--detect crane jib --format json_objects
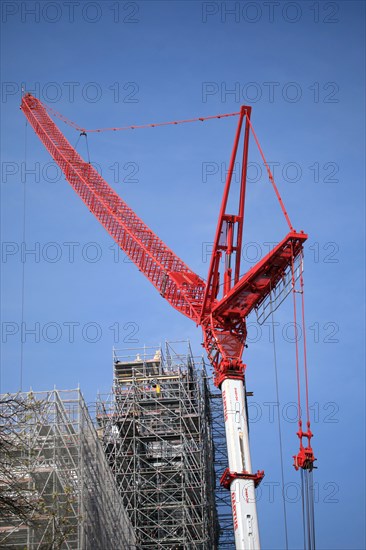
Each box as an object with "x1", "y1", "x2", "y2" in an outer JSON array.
[{"x1": 21, "y1": 93, "x2": 205, "y2": 323}]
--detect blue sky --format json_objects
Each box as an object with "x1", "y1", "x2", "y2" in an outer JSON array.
[{"x1": 1, "y1": 1, "x2": 365, "y2": 548}]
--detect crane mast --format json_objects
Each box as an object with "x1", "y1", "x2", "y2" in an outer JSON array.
[{"x1": 21, "y1": 93, "x2": 313, "y2": 549}]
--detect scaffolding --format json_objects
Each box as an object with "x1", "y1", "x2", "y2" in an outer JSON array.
[
  {"x1": 0, "y1": 389, "x2": 135, "y2": 549},
  {"x1": 96, "y1": 342, "x2": 219, "y2": 549},
  {"x1": 209, "y1": 391, "x2": 235, "y2": 548}
]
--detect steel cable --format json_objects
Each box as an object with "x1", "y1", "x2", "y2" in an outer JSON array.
[
  {"x1": 270, "y1": 287, "x2": 289, "y2": 550},
  {"x1": 301, "y1": 468, "x2": 316, "y2": 550},
  {"x1": 19, "y1": 120, "x2": 28, "y2": 391}
]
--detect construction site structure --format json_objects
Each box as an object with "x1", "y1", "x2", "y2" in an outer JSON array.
[
  {"x1": 0, "y1": 389, "x2": 135, "y2": 549},
  {"x1": 209, "y1": 391, "x2": 235, "y2": 548},
  {"x1": 96, "y1": 342, "x2": 220, "y2": 549}
]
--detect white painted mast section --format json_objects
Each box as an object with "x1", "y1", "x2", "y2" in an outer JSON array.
[{"x1": 222, "y1": 378, "x2": 261, "y2": 549}]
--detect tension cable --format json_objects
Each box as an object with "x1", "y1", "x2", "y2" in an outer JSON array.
[
  {"x1": 290, "y1": 249, "x2": 316, "y2": 550},
  {"x1": 269, "y1": 287, "x2": 289, "y2": 550},
  {"x1": 42, "y1": 102, "x2": 241, "y2": 133}
]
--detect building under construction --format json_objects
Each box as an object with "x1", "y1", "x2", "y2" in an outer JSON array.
[
  {"x1": 0, "y1": 389, "x2": 135, "y2": 549},
  {"x1": 0, "y1": 344, "x2": 234, "y2": 549},
  {"x1": 96, "y1": 342, "x2": 222, "y2": 549}
]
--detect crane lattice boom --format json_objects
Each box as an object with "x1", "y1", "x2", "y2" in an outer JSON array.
[{"x1": 21, "y1": 94, "x2": 206, "y2": 322}]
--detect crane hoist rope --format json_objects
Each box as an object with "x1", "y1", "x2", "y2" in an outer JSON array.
[
  {"x1": 269, "y1": 292, "x2": 289, "y2": 550},
  {"x1": 20, "y1": 93, "x2": 316, "y2": 550},
  {"x1": 291, "y1": 252, "x2": 316, "y2": 550},
  {"x1": 19, "y1": 119, "x2": 28, "y2": 392}
]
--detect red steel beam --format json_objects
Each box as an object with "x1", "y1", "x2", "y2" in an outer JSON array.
[{"x1": 212, "y1": 231, "x2": 307, "y2": 323}]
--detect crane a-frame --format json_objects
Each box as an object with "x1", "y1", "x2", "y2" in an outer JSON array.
[{"x1": 21, "y1": 93, "x2": 315, "y2": 550}]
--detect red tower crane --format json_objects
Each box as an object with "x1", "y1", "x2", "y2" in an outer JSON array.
[{"x1": 21, "y1": 93, "x2": 315, "y2": 549}]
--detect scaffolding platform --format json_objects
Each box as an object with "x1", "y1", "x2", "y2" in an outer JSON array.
[
  {"x1": 0, "y1": 389, "x2": 135, "y2": 549},
  {"x1": 96, "y1": 342, "x2": 220, "y2": 549}
]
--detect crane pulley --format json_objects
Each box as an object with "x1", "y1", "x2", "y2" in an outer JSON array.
[{"x1": 20, "y1": 93, "x2": 316, "y2": 550}]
